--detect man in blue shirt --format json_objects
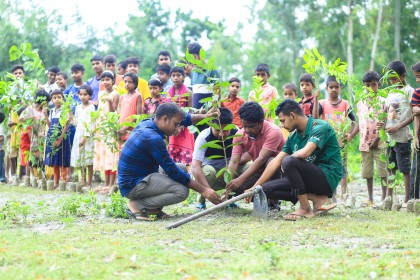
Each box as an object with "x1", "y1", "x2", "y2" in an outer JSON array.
[
  {"x1": 119, "y1": 103, "x2": 222, "y2": 220},
  {"x1": 86, "y1": 55, "x2": 103, "y2": 106}
]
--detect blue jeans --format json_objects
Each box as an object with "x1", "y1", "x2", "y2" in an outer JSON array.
[{"x1": 0, "y1": 150, "x2": 5, "y2": 181}]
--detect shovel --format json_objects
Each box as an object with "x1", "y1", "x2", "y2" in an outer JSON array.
[{"x1": 166, "y1": 185, "x2": 268, "y2": 229}]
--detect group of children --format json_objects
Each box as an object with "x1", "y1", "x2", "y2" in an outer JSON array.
[{"x1": 1, "y1": 44, "x2": 419, "y2": 207}]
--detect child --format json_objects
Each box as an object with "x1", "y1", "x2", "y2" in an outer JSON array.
[
  {"x1": 94, "y1": 71, "x2": 120, "y2": 194},
  {"x1": 0, "y1": 112, "x2": 5, "y2": 183},
  {"x1": 382, "y1": 61, "x2": 413, "y2": 203},
  {"x1": 409, "y1": 61, "x2": 420, "y2": 201},
  {"x1": 298, "y1": 73, "x2": 323, "y2": 117},
  {"x1": 248, "y1": 63, "x2": 278, "y2": 108},
  {"x1": 44, "y1": 89, "x2": 71, "y2": 189},
  {"x1": 151, "y1": 50, "x2": 172, "y2": 78},
  {"x1": 279, "y1": 82, "x2": 299, "y2": 139},
  {"x1": 86, "y1": 55, "x2": 104, "y2": 106},
  {"x1": 71, "y1": 85, "x2": 96, "y2": 189},
  {"x1": 7, "y1": 109, "x2": 20, "y2": 181},
  {"x1": 117, "y1": 57, "x2": 151, "y2": 101},
  {"x1": 17, "y1": 105, "x2": 29, "y2": 180},
  {"x1": 221, "y1": 77, "x2": 245, "y2": 128},
  {"x1": 42, "y1": 66, "x2": 60, "y2": 94},
  {"x1": 55, "y1": 72, "x2": 68, "y2": 91},
  {"x1": 117, "y1": 72, "x2": 143, "y2": 141},
  {"x1": 313, "y1": 76, "x2": 356, "y2": 200},
  {"x1": 166, "y1": 66, "x2": 194, "y2": 166},
  {"x1": 117, "y1": 61, "x2": 127, "y2": 76},
  {"x1": 282, "y1": 82, "x2": 298, "y2": 101},
  {"x1": 104, "y1": 54, "x2": 123, "y2": 85},
  {"x1": 348, "y1": 71, "x2": 388, "y2": 205},
  {"x1": 144, "y1": 78, "x2": 166, "y2": 116},
  {"x1": 156, "y1": 64, "x2": 173, "y2": 92},
  {"x1": 19, "y1": 90, "x2": 50, "y2": 178}
]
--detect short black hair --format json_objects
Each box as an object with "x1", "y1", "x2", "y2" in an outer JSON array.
[
  {"x1": 11, "y1": 64, "x2": 24, "y2": 73},
  {"x1": 187, "y1": 42, "x2": 202, "y2": 55},
  {"x1": 155, "y1": 102, "x2": 185, "y2": 120},
  {"x1": 275, "y1": 99, "x2": 304, "y2": 116},
  {"x1": 169, "y1": 66, "x2": 185, "y2": 77},
  {"x1": 362, "y1": 71, "x2": 381, "y2": 83},
  {"x1": 239, "y1": 102, "x2": 264, "y2": 123},
  {"x1": 299, "y1": 73, "x2": 315, "y2": 87},
  {"x1": 411, "y1": 62, "x2": 420, "y2": 73},
  {"x1": 126, "y1": 57, "x2": 140, "y2": 66},
  {"x1": 124, "y1": 72, "x2": 139, "y2": 88},
  {"x1": 158, "y1": 50, "x2": 171, "y2": 59},
  {"x1": 48, "y1": 66, "x2": 60, "y2": 74},
  {"x1": 104, "y1": 54, "x2": 117, "y2": 64},
  {"x1": 17, "y1": 106, "x2": 27, "y2": 116},
  {"x1": 255, "y1": 63, "x2": 270, "y2": 75},
  {"x1": 0, "y1": 112, "x2": 5, "y2": 124},
  {"x1": 71, "y1": 64, "x2": 85, "y2": 73},
  {"x1": 326, "y1": 76, "x2": 340, "y2": 87},
  {"x1": 156, "y1": 64, "x2": 171, "y2": 75},
  {"x1": 79, "y1": 84, "x2": 93, "y2": 97},
  {"x1": 229, "y1": 77, "x2": 241, "y2": 84},
  {"x1": 51, "y1": 89, "x2": 64, "y2": 99},
  {"x1": 282, "y1": 82, "x2": 297, "y2": 94},
  {"x1": 148, "y1": 78, "x2": 163, "y2": 87},
  {"x1": 35, "y1": 89, "x2": 51, "y2": 105},
  {"x1": 213, "y1": 107, "x2": 233, "y2": 125},
  {"x1": 56, "y1": 72, "x2": 68, "y2": 80},
  {"x1": 90, "y1": 55, "x2": 103, "y2": 62},
  {"x1": 118, "y1": 61, "x2": 127, "y2": 70},
  {"x1": 388, "y1": 60, "x2": 406, "y2": 76}
]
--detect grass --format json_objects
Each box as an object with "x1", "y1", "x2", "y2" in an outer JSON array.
[{"x1": 0, "y1": 185, "x2": 419, "y2": 279}]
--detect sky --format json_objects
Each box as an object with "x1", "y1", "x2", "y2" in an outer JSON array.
[{"x1": 33, "y1": 0, "x2": 262, "y2": 47}]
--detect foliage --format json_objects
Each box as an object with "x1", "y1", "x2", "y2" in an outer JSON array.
[
  {"x1": 58, "y1": 192, "x2": 102, "y2": 217},
  {"x1": 105, "y1": 193, "x2": 129, "y2": 219},
  {"x1": 0, "y1": 200, "x2": 30, "y2": 222}
]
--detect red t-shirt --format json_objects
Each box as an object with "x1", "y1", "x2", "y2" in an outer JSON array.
[
  {"x1": 232, "y1": 120, "x2": 285, "y2": 160},
  {"x1": 221, "y1": 96, "x2": 245, "y2": 128}
]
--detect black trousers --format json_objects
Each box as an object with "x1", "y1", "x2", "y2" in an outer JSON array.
[{"x1": 262, "y1": 155, "x2": 332, "y2": 204}]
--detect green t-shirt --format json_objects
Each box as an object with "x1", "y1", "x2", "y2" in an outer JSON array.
[{"x1": 282, "y1": 117, "x2": 343, "y2": 192}]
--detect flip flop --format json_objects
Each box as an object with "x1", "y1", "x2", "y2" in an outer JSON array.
[
  {"x1": 125, "y1": 208, "x2": 154, "y2": 221},
  {"x1": 315, "y1": 203, "x2": 337, "y2": 215}
]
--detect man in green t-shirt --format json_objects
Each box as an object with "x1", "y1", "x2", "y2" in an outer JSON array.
[{"x1": 245, "y1": 99, "x2": 342, "y2": 219}]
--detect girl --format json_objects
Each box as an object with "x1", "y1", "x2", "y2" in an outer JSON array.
[
  {"x1": 166, "y1": 66, "x2": 194, "y2": 166},
  {"x1": 44, "y1": 89, "x2": 71, "y2": 189},
  {"x1": 117, "y1": 72, "x2": 143, "y2": 141},
  {"x1": 94, "y1": 71, "x2": 120, "y2": 194},
  {"x1": 144, "y1": 78, "x2": 166, "y2": 116},
  {"x1": 71, "y1": 85, "x2": 96, "y2": 188},
  {"x1": 221, "y1": 77, "x2": 245, "y2": 128},
  {"x1": 19, "y1": 90, "x2": 50, "y2": 178}
]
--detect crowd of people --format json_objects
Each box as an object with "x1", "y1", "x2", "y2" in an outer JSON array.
[{"x1": 1, "y1": 41, "x2": 419, "y2": 221}]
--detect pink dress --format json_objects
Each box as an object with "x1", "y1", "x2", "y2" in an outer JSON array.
[
  {"x1": 94, "y1": 90, "x2": 119, "y2": 172},
  {"x1": 119, "y1": 92, "x2": 141, "y2": 141},
  {"x1": 166, "y1": 84, "x2": 194, "y2": 165}
]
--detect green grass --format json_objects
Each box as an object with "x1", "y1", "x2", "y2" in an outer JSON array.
[{"x1": 0, "y1": 185, "x2": 419, "y2": 279}]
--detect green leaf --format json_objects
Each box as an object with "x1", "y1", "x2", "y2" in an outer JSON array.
[
  {"x1": 9, "y1": 45, "x2": 22, "y2": 61},
  {"x1": 199, "y1": 48, "x2": 206, "y2": 60},
  {"x1": 201, "y1": 142, "x2": 223, "y2": 150},
  {"x1": 216, "y1": 167, "x2": 226, "y2": 178},
  {"x1": 218, "y1": 81, "x2": 230, "y2": 88},
  {"x1": 388, "y1": 175, "x2": 396, "y2": 181},
  {"x1": 389, "y1": 140, "x2": 396, "y2": 147},
  {"x1": 226, "y1": 142, "x2": 243, "y2": 148},
  {"x1": 199, "y1": 97, "x2": 214, "y2": 103},
  {"x1": 387, "y1": 162, "x2": 396, "y2": 169},
  {"x1": 224, "y1": 169, "x2": 232, "y2": 184},
  {"x1": 379, "y1": 153, "x2": 387, "y2": 163},
  {"x1": 225, "y1": 134, "x2": 243, "y2": 140},
  {"x1": 223, "y1": 124, "x2": 237, "y2": 131},
  {"x1": 207, "y1": 155, "x2": 225, "y2": 159},
  {"x1": 195, "y1": 117, "x2": 214, "y2": 126}
]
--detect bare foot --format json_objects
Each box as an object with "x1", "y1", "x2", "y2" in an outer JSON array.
[
  {"x1": 307, "y1": 193, "x2": 329, "y2": 211},
  {"x1": 284, "y1": 207, "x2": 314, "y2": 220}
]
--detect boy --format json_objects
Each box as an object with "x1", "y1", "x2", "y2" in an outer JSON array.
[
  {"x1": 64, "y1": 63, "x2": 85, "y2": 106},
  {"x1": 382, "y1": 61, "x2": 413, "y2": 204},
  {"x1": 156, "y1": 64, "x2": 172, "y2": 92},
  {"x1": 348, "y1": 71, "x2": 388, "y2": 205},
  {"x1": 282, "y1": 82, "x2": 298, "y2": 101},
  {"x1": 42, "y1": 66, "x2": 60, "y2": 94},
  {"x1": 151, "y1": 50, "x2": 173, "y2": 80},
  {"x1": 10, "y1": 65, "x2": 32, "y2": 101},
  {"x1": 104, "y1": 54, "x2": 124, "y2": 85},
  {"x1": 221, "y1": 77, "x2": 245, "y2": 128},
  {"x1": 86, "y1": 55, "x2": 104, "y2": 105},
  {"x1": 117, "y1": 57, "x2": 151, "y2": 100},
  {"x1": 298, "y1": 73, "x2": 323, "y2": 117},
  {"x1": 188, "y1": 42, "x2": 220, "y2": 109},
  {"x1": 248, "y1": 63, "x2": 278, "y2": 110},
  {"x1": 55, "y1": 72, "x2": 68, "y2": 91},
  {"x1": 409, "y1": 61, "x2": 420, "y2": 202}
]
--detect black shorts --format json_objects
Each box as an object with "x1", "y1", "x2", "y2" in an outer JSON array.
[{"x1": 387, "y1": 142, "x2": 411, "y2": 174}]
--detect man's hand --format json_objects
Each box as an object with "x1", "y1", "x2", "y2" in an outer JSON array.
[
  {"x1": 201, "y1": 188, "x2": 222, "y2": 205},
  {"x1": 376, "y1": 121, "x2": 385, "y2": 129},
  {"x1": 226, "y1": 177, "x2": 243, "y2": 193},
  {"x1": 244, "y1": 187, "x2": 256, "y2": 203},
  {"x1": 369, "y1": 138, "x2": 379, "y2": 150},
  {"x1": 386, "y1": 125, "x2": 400, "y2": 134},
  {"x1": 412, "y1": 106, "x2": 420, "y2": 116},
  {"x1": 415, "y1": 137, "x2": 420, "y2": 151},
  {"x1": 345, "y1": 133, "x2": 353, "y2": 143},
  {"x1": 53, "y1": 137, "x2": 63, "y2": 147},
  {"x1": 79, "y1": 137, "x2": 86, "y2": 147},
  {"x1": 314, "y1": 89, "x2": 320, "y2": 100},
  {"x1": 205, "y1": 106, "x2": 219, "y2": 119}
]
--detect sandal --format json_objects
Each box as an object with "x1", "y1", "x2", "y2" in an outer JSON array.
[
  {"x1": 156, "y1": 210, "x2": 171, "y2": 220},
  {"x1": 125, "y1": 208, "x2": 154, "y2": 221}
]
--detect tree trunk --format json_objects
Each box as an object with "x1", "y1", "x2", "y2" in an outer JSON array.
[
  {"x1": 347, "y1": 0, "x2": 354, "y2": 104},
  {"x1": 369, "y1": 0, "x2": 383, "y2": 70},
  {"x1": 394, "y1": 0, "x2": 401, "y2": 60}
]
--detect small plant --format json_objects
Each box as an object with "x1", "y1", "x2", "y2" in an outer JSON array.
[
  {"x1": 59, "y1": 195, "x2": 83, "y2": 217},
  {"x1": 105, "y1": 193, "x2": 128, "y2": 218},
  {"x1": 0, "y1": 201, "x2": 31, "y2": 222}
]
